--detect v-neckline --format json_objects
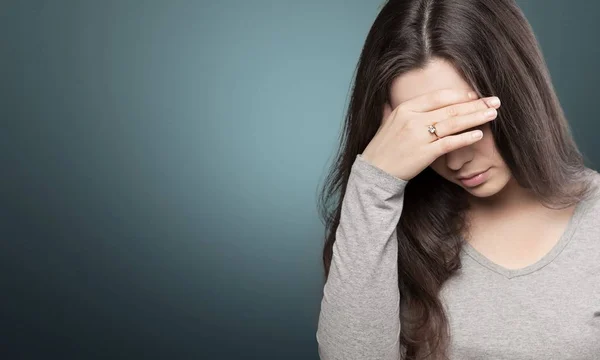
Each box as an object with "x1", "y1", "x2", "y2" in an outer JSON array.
[{"x1": 461, "y1": 196, "x2": 592, "y2": 279}]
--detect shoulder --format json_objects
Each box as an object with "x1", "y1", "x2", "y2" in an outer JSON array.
[
  {"x1": 578, "y1": 167, "x2": 600, "y2": 218},
  {"x1": 583, "y1": 167, "x2": 600, "y2": 203}
]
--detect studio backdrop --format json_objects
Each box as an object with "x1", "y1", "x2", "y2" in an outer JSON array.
[{"x1": 2, "y1": 1, "x2": 598, "y2": 359}]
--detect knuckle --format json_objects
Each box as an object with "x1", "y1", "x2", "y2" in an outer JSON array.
[
  {"x1": 467, "y1": 101, "x2": 480, "y2": 114},
  {"x1": 445, "y1": 105, "x2": 458, "y2": 117},
  {"x1": 464, "y1": 132, "x2": 477, "y2": 144}
]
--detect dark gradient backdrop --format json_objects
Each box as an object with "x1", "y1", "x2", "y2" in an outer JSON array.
[{"x1": 1, "y1": 1, "x2": 598, "y2": 359}]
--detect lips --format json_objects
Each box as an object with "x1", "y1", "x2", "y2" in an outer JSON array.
[
  {"x1": 458, "y1": 170, "x2": 487, "y2": 180},
  {"x1": 459, "y1": 168, "x2": 491, "y2": 187}
]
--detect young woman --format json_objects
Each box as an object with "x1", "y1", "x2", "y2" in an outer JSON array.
[{"x1": 315, "y1": 0, "x2": 600, "y2": 359}]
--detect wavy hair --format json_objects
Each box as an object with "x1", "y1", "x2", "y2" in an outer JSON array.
[{"x1": 317, "y1": 0, "x2": 596, "y2": 358}]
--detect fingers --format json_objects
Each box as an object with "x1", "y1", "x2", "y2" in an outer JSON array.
[
  {"x1": 432, "y1": 106, "x2": 498, "y2": 138},
  {"x1": 402, "y1": 88, "x2": 476, "y2": 113},
  {"x1": 431, "y1": 96, "x2": 501, "y2": 120},
  {"x1": 431, "y1": 130, "x2": 484, "y2": 158}
]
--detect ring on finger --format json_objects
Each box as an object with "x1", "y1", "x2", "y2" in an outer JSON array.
[{"x1": 427, "y1": 123, "x2": 439, "y2": 139}]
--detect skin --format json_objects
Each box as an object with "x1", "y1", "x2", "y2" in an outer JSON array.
[{"x1": 388, "y1": 57, "x2": 576, "y2": 270}]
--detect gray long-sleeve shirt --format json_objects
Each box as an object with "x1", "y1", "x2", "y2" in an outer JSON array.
[{"x1": 316, "y1": 153, "x2": 600, "y2": 360}]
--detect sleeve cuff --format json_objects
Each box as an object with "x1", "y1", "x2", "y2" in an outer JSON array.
[{"x1": 352, "y1": 154, "x2": 409, "y2": 194}]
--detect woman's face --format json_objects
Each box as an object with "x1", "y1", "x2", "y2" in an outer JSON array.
[{"x1": 388, "y1": 57, "x2": 512, "y2": 198}]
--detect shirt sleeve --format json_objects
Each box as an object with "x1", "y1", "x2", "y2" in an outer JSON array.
[{"x1": 316, "y1": 154, "x2": 409, "y2": 360}]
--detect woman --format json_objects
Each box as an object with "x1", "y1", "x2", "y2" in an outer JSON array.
[{"x1": 315, "y1": 0, "x2": 600, "y2": 359}]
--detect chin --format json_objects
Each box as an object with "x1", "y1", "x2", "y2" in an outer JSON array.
[
  {"x1": 463, "y1": 182, "x2": 502, "y2": 197},
  {"x1": 460, "y1": 171, "x2": 511, "y2": 198}
]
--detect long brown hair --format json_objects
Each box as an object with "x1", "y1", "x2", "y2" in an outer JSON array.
[{"x1": 317, "y1": 0, "x2": 596, "y2": 358}]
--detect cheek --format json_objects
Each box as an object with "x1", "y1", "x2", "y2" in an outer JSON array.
[
  {"x1": 475, "y1": 131, "x2": 499, "y2": 159},
  {"x1": 477, "y1": 124, "x2": 497, "y2": 151}
]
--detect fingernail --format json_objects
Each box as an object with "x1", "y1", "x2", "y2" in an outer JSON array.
[{"x1": 486, "y1": 97, "x2": 500, "y2": 106}]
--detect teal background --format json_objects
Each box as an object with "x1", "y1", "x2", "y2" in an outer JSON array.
[{"x1": 1, "y1": 1, "x2": 598, "y2": 359}]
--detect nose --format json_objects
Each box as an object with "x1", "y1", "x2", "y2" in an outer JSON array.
[{"x1": 445, "y1": 144, "x2": 474, "y2": 172}]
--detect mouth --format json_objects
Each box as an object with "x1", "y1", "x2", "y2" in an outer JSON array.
[{"x1": 458, "y1": 168, "x2": 491, "y2": 187}]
